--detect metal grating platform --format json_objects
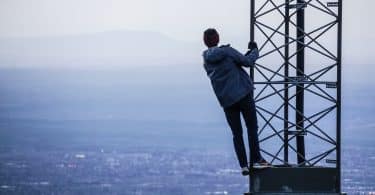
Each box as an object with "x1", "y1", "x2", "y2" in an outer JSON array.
[{"x1": 248, "y1": 167, "x2": 338, "y2": 193}]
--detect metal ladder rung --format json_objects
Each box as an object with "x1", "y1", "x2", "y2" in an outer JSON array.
[
  {"x1": 287, "y1": 130, "x2": 307, "y2": 136},
  {"x1": 326, "y1": 159, "x2": 337, "y2": 164},
  {"x1": 288, "y1": 76, "x2": 308, "y2": 82},
  {"x1": 326, "y1": 82, "x2": 337, "y2": 88},
  {"x1": 288, "y1": 3, "x2": 307, "y2": 10},
  {"x1": 327, "y1": 2, "x2": 339, "y2": 7}
]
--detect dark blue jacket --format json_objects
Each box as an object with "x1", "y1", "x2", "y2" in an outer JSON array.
[{"x1": 202, "y1": 44, "x2": 259, "y2": 108}]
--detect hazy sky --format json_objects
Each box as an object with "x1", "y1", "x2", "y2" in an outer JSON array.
[
  {"x1": 0, "y1": 0, "x2": 374, "y2": 65},
  {"x1": 0, "y1": 0, "x2": 251, "y2": 41},
  {"x1": 1, "y1": 0, "x2": 372, "y2": 41}
]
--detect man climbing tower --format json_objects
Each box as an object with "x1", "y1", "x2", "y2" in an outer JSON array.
[{"x1": 202, "y1": 28, "x2": 271, "y2": 176}]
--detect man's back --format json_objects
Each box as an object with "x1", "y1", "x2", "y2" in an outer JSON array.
[{"x1": 202, "y1": 45, "x2": 258, "y2": 108}]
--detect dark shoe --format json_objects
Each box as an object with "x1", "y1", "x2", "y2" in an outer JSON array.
[
  {"x1": 241, "y1": 167, "x2": 250, "y2": 176},
  {"x1": 253, "y1": 159, "x2": 272, "y2": 169}
]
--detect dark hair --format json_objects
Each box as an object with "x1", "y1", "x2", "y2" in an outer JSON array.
[{"x1": 203, "y1": 28, "x2": 219, "y2": 48}]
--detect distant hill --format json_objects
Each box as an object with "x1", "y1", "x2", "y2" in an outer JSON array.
[{"x1": 0, "y1": 30, "x2": 202, "y2": 67}]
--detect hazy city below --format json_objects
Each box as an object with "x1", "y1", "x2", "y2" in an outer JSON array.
[{"x1": 0, "y1": 66, "x2": 374, "y2": 194}]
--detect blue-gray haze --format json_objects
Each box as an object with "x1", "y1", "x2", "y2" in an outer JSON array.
[
  {"x1": 0, "y1": 63, "x2": 374, "y2": 194},
  {"x1": 0, "y1": 0, "x2": 374, "y2": 194}
]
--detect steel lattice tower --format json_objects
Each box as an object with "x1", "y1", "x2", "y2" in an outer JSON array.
[{"x1": 246, "y1": 0, "x2": 342, "y2": 194}]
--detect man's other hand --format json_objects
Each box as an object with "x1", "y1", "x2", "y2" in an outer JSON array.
[{"x1": 248, "y1": 41, "x2": 258, "y2": 50}]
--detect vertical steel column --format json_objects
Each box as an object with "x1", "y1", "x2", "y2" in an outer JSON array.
[
  {"x1": 283, "y1": 0, "x2": 290, "y2": 164},
  {"x1": 336, "y1": 0, "x2": 343, "y2": 192},
  {"x1": 250, "y1": 0, "x2": 255, "y2": 81},
  {"x1": 249, "y1": 0, "x2": 255, "y2": 193},
  {"x1": 296, "y1": 0, "x2": 306, "y2": 164}
]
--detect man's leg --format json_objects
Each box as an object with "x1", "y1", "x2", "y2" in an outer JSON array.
[
  {"x1": 239, "y1": 92, "x2": 262, "y2": 164},
  {"x1": 224, "y1": 103, "x2": 248, "y2": 168}
]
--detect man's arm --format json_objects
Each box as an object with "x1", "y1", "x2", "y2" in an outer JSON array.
[
  {"x1": 243, "y1": 48, "x2": 259, "y2": 67},
  {"x1": 228, "y1": 44, "x2": 259, "y2": 68}
]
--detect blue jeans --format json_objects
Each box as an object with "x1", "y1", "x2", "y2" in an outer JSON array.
[{"x1": 223, "y1": 91, "x2": 262, "y2": 168}]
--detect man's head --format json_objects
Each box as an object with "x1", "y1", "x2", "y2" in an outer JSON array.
[{"x1": 203, "y1": 28, "x2": 219, "y2": 48}]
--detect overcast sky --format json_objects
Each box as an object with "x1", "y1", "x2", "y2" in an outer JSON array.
[
  {"x1": 0, "y1": 0, "x2": 374, "y2": 65},
  {"x1": 0, "y1": 0, "x2": 251, "y2": 41},
  {"x1": 0, "y1": 0, "x2": 372, "y2": 39}
]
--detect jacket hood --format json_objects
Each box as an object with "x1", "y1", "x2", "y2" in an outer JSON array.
[{"x1": 203, "y1": 46, "x2": 227, "y2": 64}]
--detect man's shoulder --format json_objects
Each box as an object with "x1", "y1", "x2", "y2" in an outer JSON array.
[
  {"x1": 219, "y1": 44, "x2": 242, "y2": 57},
  {"x1": 219, "y1": 44, "x2": 231, "y2": 48},
  {"x1": 219, "y1": 44, "x2": 237, "y2": 55}
]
